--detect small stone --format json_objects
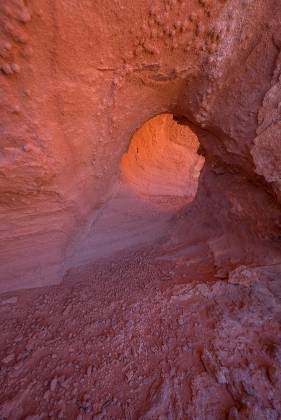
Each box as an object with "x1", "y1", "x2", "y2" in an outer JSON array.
[
  {"x1": 63, "y1": 304, "x2": 72, "y2": 316},
  {"x1": 23, "y1": 143, "x2": 33, "y2": 152},
  {"x1": 1, "y1": 64, "x2": 13, "y2": 75},
  {"x1": 2, "y1": 353, "x2": 15, "y2": 364},
  {"x1": 178, "y1": 317, "x2": 185, "y2": 326},
  {"x1": 50, "y1": 377, "x2": 58, "y2": 392},
  {"x1": 228, "y1": 407, "x2": 240, "y2": 420},
  {"x1": 19, "y1": 9, "x2": 32, "y2": 23},
  {"x1": 24, "y1": 89, "x2": 31, "y2": 97},
  {"x1": 87, "y1": 366, "x2": 92, "y2": 377},
  {"x1": 12, "y1": 105, "x2": 21, "y2": 114},
  {"x1": 1, "y1": 296, "x2": 18, "y2": 305},
  {"x1": 216, "y1": 368, "x2": 228, "y2": 384},
  {"x1": 11, "y1": 63, "x2": 20, "y2": 73},
  {"x1": 22, "y1": 45, "x2": 33, "y2": 58},
  {"x1": 170, "y1": 367, "x2": 176, "y2": 376}
]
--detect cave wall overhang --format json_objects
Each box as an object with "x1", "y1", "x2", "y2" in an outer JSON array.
[{"x1": 0, "y1": 0, "x2": 281, "y2": 291}]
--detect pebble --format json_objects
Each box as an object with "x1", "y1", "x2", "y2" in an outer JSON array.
[
  {"x1": 178, "y1": 317, "x2": 185, "y2": 326},
  {"x1": 11, "y1": 63, "x2": 20, "y2": 73},
  {"x1": 1, "y1": 296, "x2": 18, "y2": 305},
  {"x1": 3, "y1": 42, "x2": 12, "y2": 51},
  {"x1": 63, "y1": 304, "x2": 72, "y2": 316},
  {"x1": 2, "y1": 353, "x2": 15, "y2": 364},
  {"x1": 43, "y1": 390, "x2": 50, "y2": 400},
  {"x1": 12, "y1": 105, "x2": 21, "y2": 114},
  {"x1": 87, "y1": 366, "x2": 92, "y2": 377},
  {"x1": 1, "y1": 63, "x2": 13, "y2": 75},
  {"x1": 19, "y1": 9, "x2": 32, "y2": 24},
  {"x1": 50, "y1": 377, "x2": 58, "y2": 392}
]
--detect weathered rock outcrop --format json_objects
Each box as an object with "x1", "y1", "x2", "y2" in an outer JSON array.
[
  {"x1": 0, "y1": 1, "x2": 281, "y2": 418},
  {"x1": 0, "y1": 0, "x2": 280, "y2": 292}
]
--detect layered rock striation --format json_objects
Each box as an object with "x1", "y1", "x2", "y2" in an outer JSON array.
[{"x1": 0, "y1": 0, "x2": 280, "y2": 291}]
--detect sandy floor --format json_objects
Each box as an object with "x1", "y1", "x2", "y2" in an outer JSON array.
[
  {"x1": 65, "y1": 180, "x2": 194, "y2": 269},
  {"x1": 0, "y1": 244, "x2": 280, "y2": 419}
]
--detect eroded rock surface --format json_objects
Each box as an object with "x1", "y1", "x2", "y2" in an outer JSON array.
[
  {"x1": 0, "y1": 0, "x2": 281, "y2": 418},
  {"x1": 0, "y1": 251, "x2": 280, "y2": 418},
  {"x1": 0, "y1": 0, "x2": 280, "y2": 290}
]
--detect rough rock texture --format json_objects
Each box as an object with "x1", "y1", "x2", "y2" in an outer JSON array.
[
  {"x1": 121, "y1": 113, "x2": 204, "y2": 199},
  {"x1": 0, "y1": 0, "x2": 281, "y2": 417},
  {"x1": 64, "y1": 113, "x2": 205, "y2": 268},
  {"x1": 0, "y1": 0, "x2": 280, "y2": 290},
  {"x1": 0, "y1": 250, "x2": 280, "y2": 419}
]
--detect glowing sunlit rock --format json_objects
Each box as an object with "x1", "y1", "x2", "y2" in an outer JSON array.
[{"x1": 121, "y1": 114, "x2": 205, "y2": 201}]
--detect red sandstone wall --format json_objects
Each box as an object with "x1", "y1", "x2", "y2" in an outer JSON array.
[{"x1": 0, "y1": 0, "x2": 281, "y2": 291}]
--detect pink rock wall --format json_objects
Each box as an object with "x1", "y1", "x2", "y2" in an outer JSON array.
[{"x1": 0, "y1": 0, "x2": 280, "y2": 291}]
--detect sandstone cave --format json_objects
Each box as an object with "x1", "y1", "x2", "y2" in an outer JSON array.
[{"x1": 0, "y1": 0, "x2": 281, "y2": 418}]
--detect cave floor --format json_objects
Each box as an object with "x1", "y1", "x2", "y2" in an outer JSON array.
[
  {"x1": 66, "y1": 181, "x2": 193, "y2": 267},
  {"x1": 0, "y1": 245, "x2": 280, "y2": 419}
]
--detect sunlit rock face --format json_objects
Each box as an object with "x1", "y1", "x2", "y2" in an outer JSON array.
[{"x1": 121, "y1": 114, "x2": 205, "y2": 204}]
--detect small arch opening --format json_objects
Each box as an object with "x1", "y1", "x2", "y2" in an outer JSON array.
[
  {"x1": 67, "y1": 114, "x2": 206, "y2": 263},
  {"x1": 120, "y1": 113, "x2": 205, "y2": 210}
]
